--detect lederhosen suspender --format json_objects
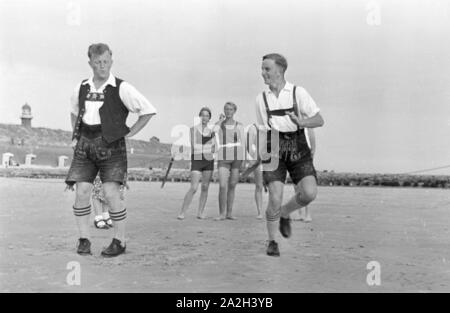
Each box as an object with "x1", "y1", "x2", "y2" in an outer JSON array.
[
  {"x1": 262, "y1": 86, "x2": 309, "y2": 161},
  {"x1": 262, "y1": 86, "x2": 298, "y2": 127}
]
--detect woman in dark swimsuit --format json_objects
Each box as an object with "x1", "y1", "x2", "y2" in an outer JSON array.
[{"x1": 178, "y1": 107, "x2": 215, "y2": 220}]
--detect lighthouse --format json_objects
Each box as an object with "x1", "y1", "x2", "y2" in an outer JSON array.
[{"x1": 21, "y1": 103, "x2": 33, "y2": 128}]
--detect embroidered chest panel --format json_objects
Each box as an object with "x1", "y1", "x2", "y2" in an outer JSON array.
[{"x1": 85, "y1": 92, "x2": 105, "y2": 102}]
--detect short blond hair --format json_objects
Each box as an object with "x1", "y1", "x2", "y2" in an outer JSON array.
[{"x1": 263, "y1": 53, "x2": 288, "y2": 73}]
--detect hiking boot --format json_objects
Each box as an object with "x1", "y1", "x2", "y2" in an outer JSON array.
[
  {"x1": 77, "y1": 238, "x2": 92, "y2": 255},
  {"x1": 266, "y1": 240, "x2": 280, "y2": 257},
  {"x1": 101, "y1": 238, "x2": 126, "y2": 257},
  {"x1": 279, "y1": 216, "x2": 292, "y2": 238}
]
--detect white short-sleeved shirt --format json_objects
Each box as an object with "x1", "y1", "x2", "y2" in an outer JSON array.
[
  {"x1": 255, "y1": 82, "x2": 320, "y2": 133},
  {"x1": 70, "y1": 73, "x2": 157, "y2": 125}
]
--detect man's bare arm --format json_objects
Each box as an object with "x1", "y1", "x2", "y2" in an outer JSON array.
[
  {"x1": 287, "y1": 112, "x2": 324, "y2": 129},
  {"x1": 71, "y1": 113, "x2": 77, "y2": 131},
  {"x1": 70, "y1": 113, "x2": 78, "y2": 148},
  {"x1": 126, "y1": 113, "x2": 154, "y2": 138},
  {"x1": 308, "y1": 128, "x2": 316, "y2": 158}
]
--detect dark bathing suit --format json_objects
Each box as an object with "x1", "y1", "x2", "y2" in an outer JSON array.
[{"x1": 191, "y1": 127, "x2": 215, "y2": 172}]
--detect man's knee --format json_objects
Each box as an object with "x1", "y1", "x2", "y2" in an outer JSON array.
[
  {"x1": 103, "y1": 183, "x2": 121, "y2": 203},
  {"x1": 268, "y1": 192, "x2": 283, "y2": 207},
  {"x1": 75, "y1": 183, "x2": 92, "y2": 203},
  {"x1": 73, "y1": 183, "x2": 92, "y2": 216},
  {"x1": 295, "y1": 186, "x2": 317, "y2": 205},
  {"x1": 228, "y1": 181, "x2": 238, "y2": 189},
  {"x1": 255, "y1": 184, "x2": 263, "y2": 193},
  {"x1": 266, "y1": 191, "x2": 282, "y2": 221},
  {"x1": 265, "y1": 206, "x2": 281, "y2": 222}
]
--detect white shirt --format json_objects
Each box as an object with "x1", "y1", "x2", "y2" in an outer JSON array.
[
  {"x1": 255, "y1": 82, "x2": 320, "y2": 133},
  {"x1": 70, "y1": 73, "x2": 157, "y2": 125}
]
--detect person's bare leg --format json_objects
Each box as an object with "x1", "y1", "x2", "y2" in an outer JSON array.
[
  {"x1": 92, "y1": 198, "x2": 107, "y2": 228},
  {"x1": 303, "y1": 206, "x2": 312, "y2": 222},
  {"x1": 197, "y1": 170, "x2": 212, "y2": 219},
  {"x1": 254, "y1": 168, "x2": 263, "y2": 219},
  {"x1": 291, "y1": 209, "x2": 303, "y2": 221},
  {"x1": 102, "y1": 202, "x2": 112, "y2": 227},
  {"x1": 74, "y1": 182, "x2": 93, "y2": 239},
  {"x1": 103, "y1": 182, "x2": 126, "y2": 243},
  {"x1": 266, "y1": 181, "x2": 284, "y2": 241},
  {"x1": 290, "y1": 184, "x2": 304, "y2": 221},
  {"x1": 92, "y1": 197, "x2": 102, "y2": 216},
  {"x1": 178, "y1": 171, "x2": 201, "y2": 219},
  {"x1": 226, "y1": 167, "x2": 240, "y2": 219},
  {"x1": 281, "y1": 176, "x2": 317, "y2": 219},
  {"x1": 216, "y1": 165, "x2": 230, "y2": 220}
]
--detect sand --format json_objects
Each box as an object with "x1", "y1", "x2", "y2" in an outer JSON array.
[{"x1": 1, "y1": 177, "x2": 450, "y2": 292}]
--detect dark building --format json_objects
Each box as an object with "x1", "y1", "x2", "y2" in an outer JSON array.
[{"x1": 21, "y1": 103, "x2": 33, "y2": 128}]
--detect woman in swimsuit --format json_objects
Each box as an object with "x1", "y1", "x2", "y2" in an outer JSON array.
[
  {"x1": 178, "y1": 107, "x2": 215, "y2": 220},
  {"x1": 214, "y1": 102, "x2": 245, "y2": 221}
]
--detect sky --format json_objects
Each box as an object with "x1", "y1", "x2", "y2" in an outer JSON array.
[{"x1": 1, "y1": 0, "x2": 449, "y2": 174}]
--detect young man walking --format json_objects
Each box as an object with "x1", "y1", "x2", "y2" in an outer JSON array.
[{"x1": 255, "y1": 53, "x2": 324, "y2": 256}]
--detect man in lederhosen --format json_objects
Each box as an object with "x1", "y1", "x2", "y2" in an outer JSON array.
[
  {"x1": 65, "y1": 43, "x2": 157, "y2": 257},
  {"x1": 255, "y1": 53, "x2": 324, "y2": 256}
]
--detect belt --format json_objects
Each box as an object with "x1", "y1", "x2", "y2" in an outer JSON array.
[{"x1": 80, "y1": 123, "x2": 102, "y2": 139}]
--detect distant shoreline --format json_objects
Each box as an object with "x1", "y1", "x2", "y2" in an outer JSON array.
[{"x1": 1, "y1": 166, "x2": 449, "y2": 189}]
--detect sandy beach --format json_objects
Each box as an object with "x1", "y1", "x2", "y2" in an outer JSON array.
[{"x1": 1, "y1": 177, "x2": 450, "y2": 292}]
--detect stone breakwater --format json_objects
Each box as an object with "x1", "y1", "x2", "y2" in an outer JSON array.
[{"x1": 1, "y1": 167, "x2": 449, "y2": 188}]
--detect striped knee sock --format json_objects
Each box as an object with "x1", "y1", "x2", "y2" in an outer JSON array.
[
  {"x1": 109, "y1": 208, "x2": 127, "y2": 222},
  {"x1": 265, "y1": 209, "x2": 280, "y2": 222}
]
